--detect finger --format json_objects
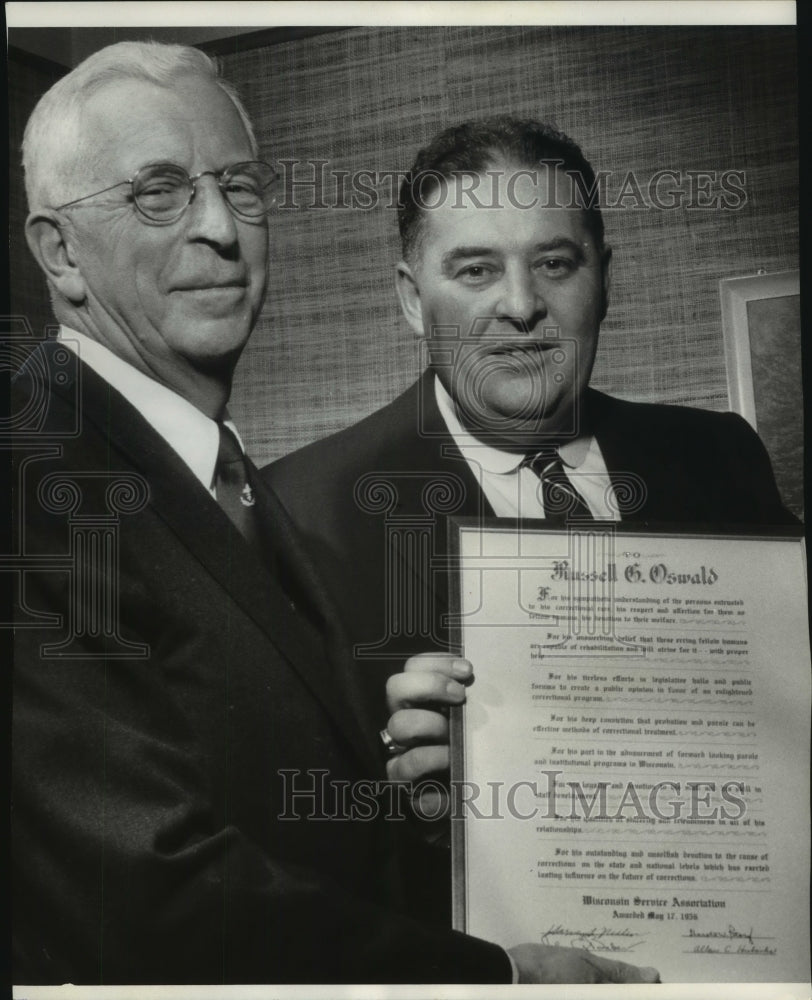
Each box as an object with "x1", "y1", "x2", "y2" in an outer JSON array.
[
  {"x1": 386, "y1": 670, "x2": 467, "y2": 714},
  {"x1": 403, "y1": 653, "x2": 473, "y2": 681},
  {"x1": 638, "y1": 967, "x2": 661, "y2": 984},
  {"x1": 386, "y1": 744, "x2": 448, "y2": 782},
  {"x1": 621, "y1": 964, "x2": 660, "y2": 984},
  {"x1": 410, "y1": 784, "x2": 449, "y2": 823},
  {"x1": 583, "y1": 953, "x2": 661, "y2": 984},
  {"x1": 388, "y1": 708, "x2": 449, "y2": 747}
]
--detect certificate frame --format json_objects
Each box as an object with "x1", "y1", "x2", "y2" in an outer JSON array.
[{"x1": 448, "y1": 516, "x2": 809, "y2": 986}]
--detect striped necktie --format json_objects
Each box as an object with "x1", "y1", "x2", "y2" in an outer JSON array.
[
  {"x1": 214, "y1": 422, "x2": 259, "y2": 544},
  {"x1": 524, "y1": 446, "x2": 592, "y2": 519}
]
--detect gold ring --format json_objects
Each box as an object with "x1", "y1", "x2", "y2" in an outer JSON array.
[{"x1": 379, "y1": 728, "x2": 406, "y2": 756}]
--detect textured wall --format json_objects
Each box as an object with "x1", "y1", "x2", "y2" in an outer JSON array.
[{"x1": 219, "y1": 26, "x2": 798, "y2": 466}]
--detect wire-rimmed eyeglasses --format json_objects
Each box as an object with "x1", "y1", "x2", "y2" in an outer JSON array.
[{"x1": 55, "y1": 161, "x2": 280, "y2": 223}]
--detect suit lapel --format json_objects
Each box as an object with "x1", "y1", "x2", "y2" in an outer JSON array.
[
  {"x1": 44, "y1": 343, "x2": 381, "y2": 774},
  {"x1": 247, "y1": 459, "x2": 386, "y2": 770},
  {"x1": 589, "y1": 389, "x2": 656, "y2": 522},
  {"x1": 385, "y1": 374, "x2": 491, "y2": 622}
]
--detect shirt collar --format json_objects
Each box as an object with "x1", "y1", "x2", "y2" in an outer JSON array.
[
  {"x1": 58, "y1": 327, "x2": 243, "y2": 492},
  {"x1": 434, "y1": 374, "x2": 592, "y2": 474}
]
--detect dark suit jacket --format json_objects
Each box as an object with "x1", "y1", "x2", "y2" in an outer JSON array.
[
  {"x1": 266, "y1": 370, "x2": 796, "y2": 734},
  {"x1": 11, "y1": 345, "x2": 511, "y2": 985}
]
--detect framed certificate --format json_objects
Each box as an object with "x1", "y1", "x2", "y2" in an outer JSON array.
[{"x1": 449, "y1": 519, "x2": 810, "y2": 986}]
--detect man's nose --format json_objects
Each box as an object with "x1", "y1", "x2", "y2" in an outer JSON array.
[
  {"x1": 496, "y1": 267, "x2": 547, "y2": 329},
  {"x1": 184, "y1": 174, "x2": 240, "y2": 249}
]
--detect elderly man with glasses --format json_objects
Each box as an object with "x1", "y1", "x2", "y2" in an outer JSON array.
[{"x1": 12, "y1": 42, "x2": 661, "y2": 987}]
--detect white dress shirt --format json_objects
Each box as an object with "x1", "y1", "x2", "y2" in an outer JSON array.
[
  {"x1": 434, "y1": 376, "x2": 619, "y2": 520},
  {"x1": 58, "y1": 327, "x2": 245, "y2": 498}
]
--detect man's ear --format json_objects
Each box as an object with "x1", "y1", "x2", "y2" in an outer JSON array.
[
  {"x1": 25, "y1": 211, "x2": 87, "y2": 304},
  {"x1": 600, "y1": 244, "x2": 612, "y2": 321},
  {"x1": 395, "y1": 260, "x2": 425, "y2": 338}
]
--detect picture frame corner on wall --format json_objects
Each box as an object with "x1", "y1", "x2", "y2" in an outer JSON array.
[{"x1": 718, "y1": 268, "x2": 801, "y2": 429}]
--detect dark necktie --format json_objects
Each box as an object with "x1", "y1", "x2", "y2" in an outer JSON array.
[
  {"x1": 524, "y1": 447, "x2": 592, "y2": 519},
  {"x1": 214, "y1": 422, "x2": 260, "y2": 545}
]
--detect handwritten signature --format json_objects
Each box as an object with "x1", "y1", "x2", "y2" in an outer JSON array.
[
  {"x1": 684, "y1": 924, "x2": 776, "y2": 956},
  {"x1": 541, "y1": 924, "x2": 645, "y2": 954}
]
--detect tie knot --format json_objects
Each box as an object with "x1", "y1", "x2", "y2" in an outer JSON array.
[
  {"x1": 217, "y1": 422, "x2": 244, "y2": 471},
  {"x1": 523, "y1": 446, "x2": 591, "y2": 518},
  {"x1": 524, "y1": 446, "x2": 560, "y2": 478}
]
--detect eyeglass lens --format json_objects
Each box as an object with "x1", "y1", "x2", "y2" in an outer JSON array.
[{"x1": 133, "y1": 162, "x2": 277, "y2": 220}]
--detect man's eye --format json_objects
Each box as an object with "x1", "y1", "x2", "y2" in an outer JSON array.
[
  {"x1": 225, "y1": 179, "x2": 259, "y2": 195},
  {"x1": 539, "y1": 257, "x2": 575, "y2": 276},
  {"x1": 138, "y1": 178, "x2": 184, "y2": 199},
  {"x1": 457, "y1": 264, "x2": 493, "y2": 282}
]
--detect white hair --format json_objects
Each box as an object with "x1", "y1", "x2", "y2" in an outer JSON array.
[{"x1": 22, "y1": 40, "x2": 259, "y2": 212}]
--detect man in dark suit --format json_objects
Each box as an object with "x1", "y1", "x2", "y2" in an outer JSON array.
[
  {"x1": 266, "y1": 117, "x2": 794, "y2": 809},
  {"x1": 12, "y1": 49, "x2": 658, "y2": 986}
]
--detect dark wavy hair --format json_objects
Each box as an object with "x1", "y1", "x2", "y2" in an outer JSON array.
[{"x1": 398, "y1": 116, "x2": 604, "y2": 261}]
